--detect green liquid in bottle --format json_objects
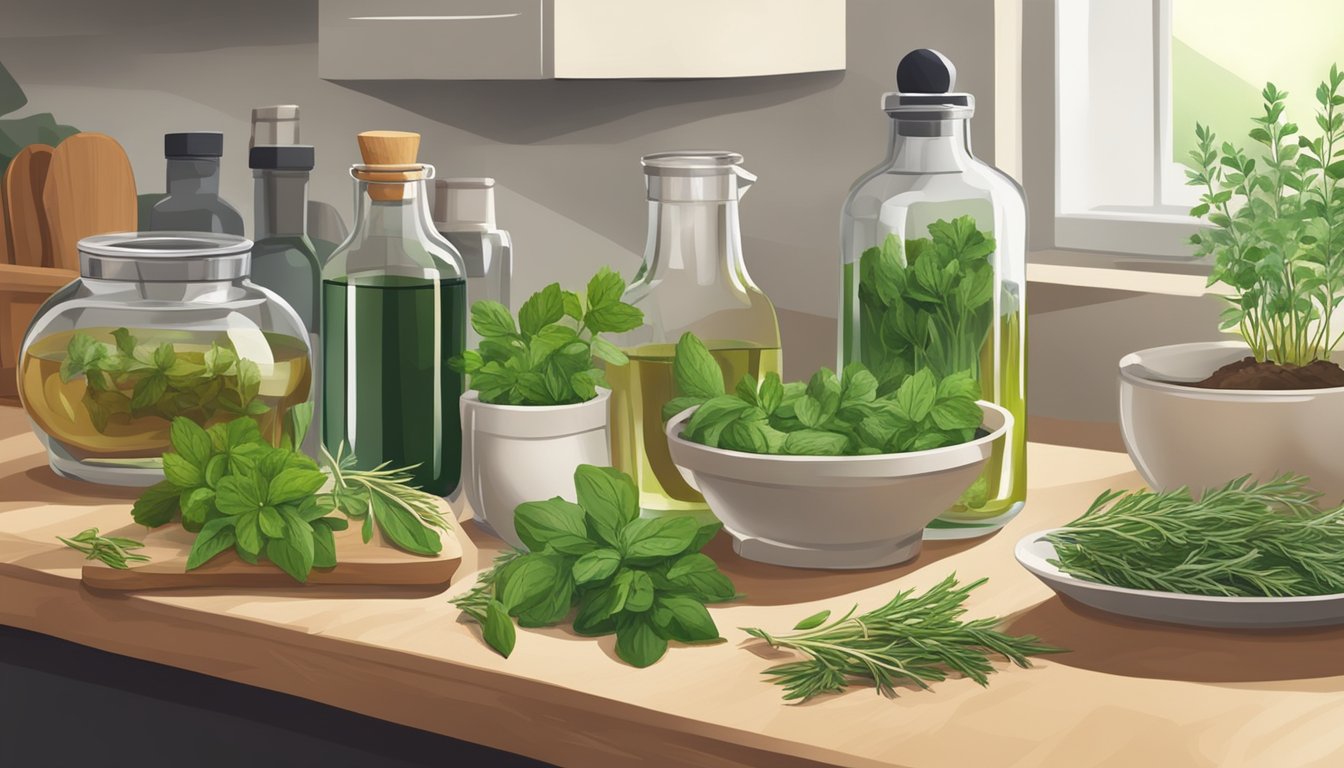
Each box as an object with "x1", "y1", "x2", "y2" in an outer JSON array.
[{"x1": 321, "y1": 275, "x2": 466, "y2": 496}]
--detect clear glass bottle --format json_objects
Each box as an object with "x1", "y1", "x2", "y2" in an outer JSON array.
[
  {"x1": 840, "y1": 49, "x2": 1027, "y2": 537},
  {"x1": 321, "y1": 131, "x2": 468, "y2": 497},
  {"x1": 149, "y1": 132, "x2": 245, "y2": 235},
  {"x1": 18, "y1": 232, "x2": 312, "y2": 486},
  {"x1": 432, "y1": 177, "x2": 512, "y2": 345},
  {"x1": 609, "y1": 151, "x2": 782, "y2": 521}
]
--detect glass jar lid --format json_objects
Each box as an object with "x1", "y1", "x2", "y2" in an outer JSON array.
[
  {"x1": 79, "y1": 232, "x2": 253, "y2": 282},
  {"x1": 882, "y1": 48, "x2": 975, "y2": 120},
  {"x1": 642, "y1": 151, "x2": 744, "y2": 177},
  {"x1": 642, "y1": 151, "x2": 755, "y2": 202}
]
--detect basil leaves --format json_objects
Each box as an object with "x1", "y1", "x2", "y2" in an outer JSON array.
[
  {"x1": 452, "y1": 267, "x2": 644, "y2": 406},
  {"x1": 453, "y1": 465, "x2": 736, "y2": 667},
  {"x1": 664, "y1": 333, "x2": 984, "y2": 456}
]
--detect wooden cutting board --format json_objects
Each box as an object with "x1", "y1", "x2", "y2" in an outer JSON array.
[
  {"x1": 42, "y1": 132, "x2": 136, "y2": 271},
  {"x1": 82, "y1": 517, "x2": 462, "y2": 592},
  {"x1": 4, "y1": 144, "x2": 54, "y2": 267}
]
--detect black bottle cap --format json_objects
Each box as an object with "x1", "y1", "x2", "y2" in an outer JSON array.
[
  {"x1": 249, "y1": 145, "x2": 315, "y2": 171},
  {"x1": 897, "y1": 49, "x2": 956, "y2": 93},
  {"x1": 164, "y1": 132, "x2": 225, "y2": 158}
]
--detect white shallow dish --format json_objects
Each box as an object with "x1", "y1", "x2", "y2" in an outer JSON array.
[{"x1": 1015, "y1": 529, "x2": 1344, "y2": 629}]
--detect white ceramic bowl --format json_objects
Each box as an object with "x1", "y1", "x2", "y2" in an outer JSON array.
[
  {"x1": 664, "y1": 402, "x2": 1012, "y2": 569},
  {"x1": 1120, "y1": 341, "x2": 1344, "y2": 503}
]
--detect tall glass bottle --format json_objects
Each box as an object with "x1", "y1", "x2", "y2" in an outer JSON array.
[
  {"x1": 149, "y1": 132, "x2": 245, "y2": 235},
  {"x1": 321, "y1": 131, "x2": 468, "y2": 496},
  {"x1": 840, "y1": 49, "x2": 1027, "y2": 538},
  {"x1": 609, "y1": 151, "x2": 782, "y2": 521}
]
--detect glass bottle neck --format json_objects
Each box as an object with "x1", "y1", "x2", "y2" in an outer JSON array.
[
  {"x1": 639, "y1": 198, "x2": 752, "y2": 288},
  {"x1": 165, "y1": 157, "x2": 222, "y2": 196},
  {"x1": 884, "y1": 118, "x2": 975, "y2": 173},
  {"x1": 254, "y1": 170, "x2": 309, "y2": 239}
]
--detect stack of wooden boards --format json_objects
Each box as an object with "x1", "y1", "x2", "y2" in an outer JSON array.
[{"x1": 0, "y1": 132, "x2": 137, "y2": 400}]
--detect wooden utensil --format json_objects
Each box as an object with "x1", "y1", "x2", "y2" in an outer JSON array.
[
  {"x1": 81, "y1": 516, "x2": 462, "y2": 592},
  {"x1": 4, "y1": 144, "x2": 54, "y2": 267},
  {"x1": 0, "y1": 181, "x2": 11, "y2": 265},
  {"x1": 42, "y1": 132, "x2": 136, "y2": 271}
]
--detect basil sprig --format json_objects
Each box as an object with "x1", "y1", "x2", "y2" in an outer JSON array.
[{"x1": 453, "y1": 465, "x2": 736, "y2": 667}]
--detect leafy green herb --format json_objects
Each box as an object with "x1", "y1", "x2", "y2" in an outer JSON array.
[
  {"x1": 452, "y1": 465, "x2": 734, "y2": 666},
  {"x1": 1188, "y1": 67, "x2": 1344, "y2": 366},
  {"x1": 57, "y1": 527, "x2": 149, "y2": 570},
  {"x1": 451, "y1": 267, "x2": 644, "y2": 405},
  {"x1": 743, "y1": 575, "x2": 1061, "y2": 703},
  {"x1": 59, "y1": 328, "x2": 271, "y2": 433},
  {"x1": 133, "y1": 415, "x2": 450, "y2": 583},
  {"x1": 854, "y1": 216, "x2": 997, "y2": 393},
  {"x1": 664, "y1": 332, "x2": 983, "y2": 456},
  {"x1": 1048, "y1": 474, "x2": 1344, "y2": 597}
]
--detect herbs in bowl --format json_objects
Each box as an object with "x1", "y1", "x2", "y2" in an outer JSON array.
[
  {"x1": 452, "y1": 268, "x2": 645, "y2": 550},
  {"x1": 663, "y1": 333, "x2": 1010, "y2": 569}
]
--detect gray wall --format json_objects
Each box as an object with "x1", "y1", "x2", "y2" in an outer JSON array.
[{"x1": 1, "y1": 0, "x2": 998, "y2": 379}]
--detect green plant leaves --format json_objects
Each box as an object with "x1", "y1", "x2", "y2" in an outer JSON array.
[
  {"x1": 650, "y1": 594, "x2": 719, "y2": 643},
  {"x1": 573, "y1": 464, "x2": 638, "y2": 546},
  {"x1": 573, "y1": 548, "x2": 621, "y2": 584},
  {"x1": 483, "y1": 599, "x2": 517, "y2": 658},
  {"x1": 514, "y1": 498, "x2": 590, "y2": 553},
  {"x1": 619, "y1": 516, "x2": 700, "y2": 562},
  {"x1": 792, "y1": 609, "x2": 831, "y2": 631},
  {"x1": 673, "y1": 332, "x2": 724, "y2": 400},
  {"x1": 454, "y1": 268, "x2": 644, "y2": 406},
  {"x1": 368, "y1": 493, "x2": 443, "y2": 556},
  {"x1": 615, "y1": 613, "x2": 669, "y2": 668}
]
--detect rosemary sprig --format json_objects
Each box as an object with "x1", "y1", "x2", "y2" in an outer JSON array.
[
  {"x1": 742, "y1": 575, "x2": 1061, "y2": 703},
  {"x1": 450, "y1": 548, "x2": 525, "y2": 623},
  {"x1": 1048, "y1": 474, "x2": 1344, "y2": 597},
  {"x1": 322, "y1": 442, "x2": 453, "y2": 534},
  {"x1": 58, "y1": 527, "x2": 150, "y2": 570}
]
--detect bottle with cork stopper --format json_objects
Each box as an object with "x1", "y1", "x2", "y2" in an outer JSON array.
[{"x1": 320, "y1": 130, "x2": 468, "y2": 497}]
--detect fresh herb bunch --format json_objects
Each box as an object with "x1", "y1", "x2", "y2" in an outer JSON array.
[
  {"x1": 854, "y1": 216, "x2": 997, "y2": 393},
  {"x1": 452, "y1": 464, "x2": 734, "y2": 667},
  {"x1": 61, "y1": 328, "x2": 268, "y2": 433},
  {"x1": 131, "y1": 409, "x2": 450, "y2": 583},
  {"x1": 452, "y1": 267, "x2": 644, "y2": 405},
  {"x1": 450, "y1": 549, "x2": 525, "y2": 658},
  {"x1": 663, "y1": 333, "x2": 984, "y2": 456},
  {"x1": 58, "y1": 528, "x2": 149, "y2": 570},
  {"x1": 1048, "y1": 474, "x2": 1344, "y2": 597},
  {"x1": 742, "y1": 575, "x2": 1060, "y2": 703},
  {"x1": 1188, "y1": 67, "x2": 1344, "y2": 366}
]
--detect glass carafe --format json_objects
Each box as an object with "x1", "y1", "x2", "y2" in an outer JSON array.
[
  {"x1": 841, "y1": 49, "x2": 1026, "y2": 538},
  {"x1": 321, "y1": 131, "x2": 467, "y2": 497},
  {"x1": 609, "y1": 151, "x2": 782, "y2": 521}
]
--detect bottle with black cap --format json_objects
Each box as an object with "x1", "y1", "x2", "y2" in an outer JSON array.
[
  {"x1": 249, "y1": 144, "x2": 320, "y2": 339},
  {"x1": 149, "y1": 132, "x2": 245, "y2": 235},
  {"x1": 840, "y1": 48, "x2": 1027, "y2": 537}
]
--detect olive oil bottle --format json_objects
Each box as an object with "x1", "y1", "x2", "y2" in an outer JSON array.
[
  {"x1": 609, "y1": 152, "x2": 782, "y2": 520},
  {"x1": 321, "y1": 131, "x2": 467, "y2": 497}
]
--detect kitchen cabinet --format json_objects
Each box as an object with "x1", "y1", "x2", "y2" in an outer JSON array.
[
  {"x1": 2, "y1": 403, "x2": 1340, "y2": 767},
  {"x1": 318, "y1": 0, "x2": 846, "y2": 80}
]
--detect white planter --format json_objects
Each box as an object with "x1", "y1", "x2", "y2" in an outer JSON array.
[
  {"x1": 664, "y1": 402, "x2": 1012, "y2": 569},
  {"x1": 460, "y1": 389, "x2": 612, "y2": 549},
  {"x1": 1120, "y1": 341, "x2": 1344, "y2": 503}
]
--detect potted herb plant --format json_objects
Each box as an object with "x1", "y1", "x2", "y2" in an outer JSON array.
[
  {"x1": 662, "y1": 333, "x2": 1011, "y2": 569},
  {"x1": 1121, "y1": 66, "x2": 1344, "y2": 501},
  {"x1": 454, "y1": 268, "x2": 644, "y2": 549}
]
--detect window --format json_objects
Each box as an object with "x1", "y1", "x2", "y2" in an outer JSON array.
[{"x1": 1052, "y1": 0, "x2": 1344, "y2": 257}]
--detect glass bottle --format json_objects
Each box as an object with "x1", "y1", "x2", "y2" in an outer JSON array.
[
  {"x1": 321, "y1": 131, "x2": 468, "y2": 497},
  {"x1": 149, "y1": 132, "x2": 245, "y2": 235},
  {"x1": 609, "y1": 151, "x2": 782, "y2": 521},
  {"x1": 250, "y1": 145, "x2": 321, "y2": 455},
  {"x1": 840, "y1": 49, "x2": 1027, "y2": 537},
  {"x1": 432, "y1": 177, "x2": 512, "y2": 345}
]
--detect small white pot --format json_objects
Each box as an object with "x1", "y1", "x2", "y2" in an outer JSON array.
[
  {"x1": 1120, "y1": 341, "x2": 1344, "y2": 503},
  {"x1": 460, "y1": 389, "x2": 612, "y2": 549},
  {"x1": 664, "y1": 402, "x2": 1012, "y2": 569}
]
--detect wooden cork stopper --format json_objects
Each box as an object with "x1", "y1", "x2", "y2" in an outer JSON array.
[{"x1": 354, "y1": 130, "x2": 424, "y2": 201}]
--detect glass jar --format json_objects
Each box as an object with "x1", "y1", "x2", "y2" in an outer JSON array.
[
  {"x1": 840, "y1": 49, "x2": 1027, "y2": 537},
  {"x1": 609, "y1": 151, "x2": 782, "y2": 521},
  {"x1": 18, "y1": 232, "x2": 313, "y2": 486},
  {"x1": 321, "y1": 132, "x2": 468, "y2": 498}
]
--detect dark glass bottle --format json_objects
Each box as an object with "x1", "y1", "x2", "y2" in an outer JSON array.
[
  {"x1": 149, "y1": 132, "x2": 245, "y2": 235},
  {"x1": 321, "y1": 131, "x2": 467, "y2": 496}
]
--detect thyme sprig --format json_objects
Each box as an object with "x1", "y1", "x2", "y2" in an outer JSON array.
[
  {"x1": 1048, "y1": 474, "x2": 1344, "y2": 597},
  {"x1": 58, "y1": 527, "x2": 149, "y2": 570},
  {"x1": 743, "y1": 575, "x2": 1060, "y2": 703}
]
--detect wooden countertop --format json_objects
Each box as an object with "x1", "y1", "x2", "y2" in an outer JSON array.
[{"x1": 1, "y1": 404, "x2": 1342, "y2": 768}]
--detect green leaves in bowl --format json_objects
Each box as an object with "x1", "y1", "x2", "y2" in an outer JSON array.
[
  {"x1": 452, "y1": 267, "x2": 644, "y2": 406},
  {"x1": 452, "y1": 464, "x2": 735, "y2": 667},
  {"x1": 664, "y1": 332, "x2": 984, "y2": 456}
]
